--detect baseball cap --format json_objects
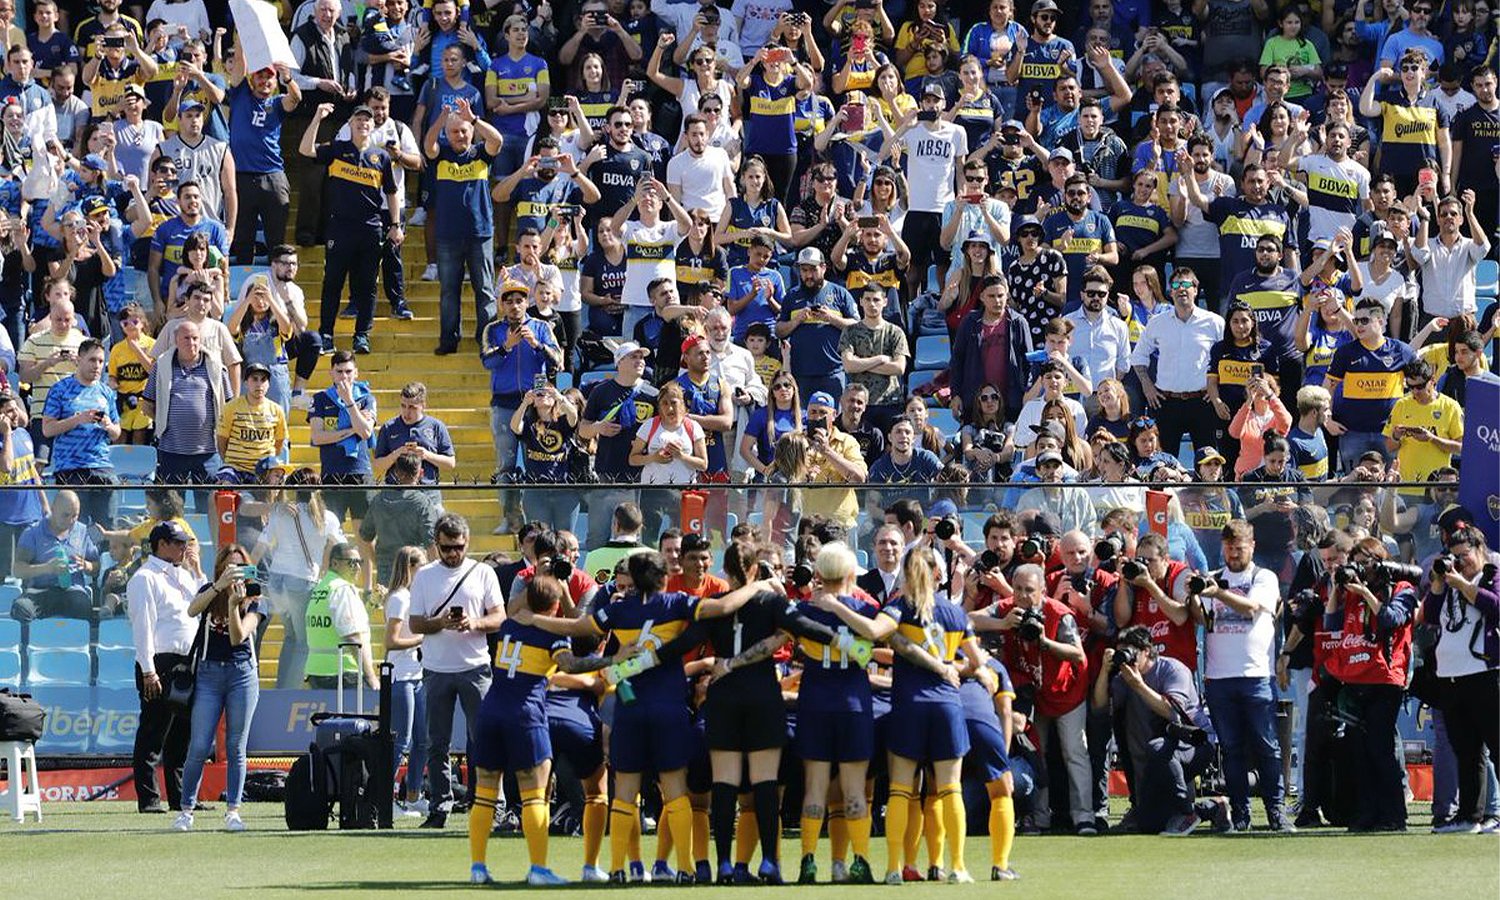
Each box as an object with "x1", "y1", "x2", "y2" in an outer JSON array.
[
  {"x1": 1030, "y1": 420, "x2": 1066, "y2": 443},
  {"x1": 1036, "y1": 450, "x2": 1064, "y2": 466},
  {"x1": 1195, "y1": 446, "x2": 1227, "y2": 467},
  {"x1": 81, "y1": 195, "x2": 110, "y2": 218},
  {"x1": 1370, "y1": 221, "x2": 1398, "y2": 247},
  {"x1": 962, "y1": 229, "x2": 992, "y2": 249},
  {"x1": 1032, "y1": 0, "x2": 1060, "y2": 12},
  {"x1": 681, "y1": 334, "x2": 706, "y2": 356},
  {"x1": 807, "y1": 391, "x2": 837, "y2": 411},
  {"x1": 796, "y1": 247, "x2": 825, "y2": 266},
  {"x1": 351, "y1": 104, "x2": 375, "y2": 119},
  {"x1": 1001, "y1": 119, "x2": 1025, "y2": 131},
  {"x1": 122, "y1": 83, "x2": 147, "y2": 101},
  {"x1": 149, "y1": 520, "x2": 192, "y2": 547},
  {"x1": 243, "y1": 362, "x2": 272, "y2": 380},
  {"x1": 82, "y1": 153, "x2": 108, "y2": 172},
  {"x1": 178, "y1": 97, "x2": 206, "y2": 114},
  {"x1": 922, "y1": 82, "x2": 945, "y2": 102},
  {"x1": 499, "y1": 280, "x2": 530, "y2": 298},
  {"x1": 611, "y1": 340, "x2": 650, "y2": 363},
  {"x1": 1049, "y1": 146, "x2": 1074, "y2": 163},
  {"x1": 1436, "y1": 503, "x2": 1476, "y2": 536}
]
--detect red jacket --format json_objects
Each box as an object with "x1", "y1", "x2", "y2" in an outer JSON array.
[
  {"x1": 1123, "y1": 560, "x2": 1199, "y2": 672},
  {"x1": 994, "y1": 596, "x2": 1089, "y2": 718},
  {"x1": 1315, "y1": 581, "x2": 1414, "y2": 687}
]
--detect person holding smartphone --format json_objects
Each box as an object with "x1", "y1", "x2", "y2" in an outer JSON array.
[{"x1": 41, "y1": 338, "x2": 120, "y2": 527}]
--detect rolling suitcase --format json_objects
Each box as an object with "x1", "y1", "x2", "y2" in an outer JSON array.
[{"x1": 286, "y1": 644, "x2": 395, "y2": 830}]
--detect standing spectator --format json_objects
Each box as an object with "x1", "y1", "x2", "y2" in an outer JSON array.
[
  {"x1": 126, "y1": 520, "x2": 197, "y2": 813},
  {"x1": 1222, "y1": 233, "x2": 1302, "y2": 408},
  {"x1": 173, "y1": 545, "x2": 262, "y2": 834},
  {"x1": 1168, "y1": 136, "x2": 1235, "y2": 303},
  {"x1": 1359, "y1": 50, "x2": 1451, "y2": 197},
  {"x1": 290, "y1": 0, "x2": 358, "y2": 246},
  {"x1": 1324, "y1": 298, "x2": 1416, "y2": 471},
  {"x1": 777, "y1": 247, "x2": 858, "y2": 400},
  {"x1": 28, "y1": 0, "x2": 80, "y2": 86},
  {"x1": 304, "y1": 542, "x2": 378, "y2": 689},
  {"x1": 153, "y1": 281, "x2": 243, "y2": 393},
  {"x1": 9, "y1": 489, "x2": 99, "y2": 622},
  {"x1": 381, "y1": 545, "x2": 431, "y2": 817},
  {"x1": 1449, "y1": 66, "x2": 1499, "y2": 238},
  {"x1": 1279, "y1": 119, "x2": 1370, "y2": 250},
  {"x1": 1064, "y1": 267, "x2": 1130, "y2": 401},
  {"x1": 409, "y1": 41, "x2": 485, "y2": 281},
  {"x1": 333, "y1": 87, "x2": 419, "y2": 322},
  {"x1": 214, "y1": 363, "x2": 288, "y2": 482},
  {"x1": 1044, "y1": 173, "x2": 1119, "y2": 312},
  {"x1": 799, "y1": 391, "x2": 868, "y2": 535},
  {"x1": 885, "y1": 84, "x2": 969, "y2": 302},
  {"x1": 485, "y1": 14, "x2": 550, "y2": 249},
  {"x1": 1180, "y1": 163, "x2": 1294, "y2": 309},
  {"x1": 509, "y1": 384, "x2": 581, "y2": 532},
  {"x1": 482, "y1": 281, "x2": 562, "y2": 476},
  {"x1": 359, "y1": 455, "x2": 443, "y2": 585},
  {"x1": 224, "y1": 46, "x2": 300, "y2": 265},
  {"x1": 559, "y1": 0, "x2": 643, "y2": 88},
  {"x1": 142, "y1": 320, "x2": 232, "y2": 485},
  {"x1": 41, "y1": 339, "x2": 119, "y2": 526},
  {"x1": 666, "y1": 114, "x2": 737, "y2": 224},
  {"x1": 1200, "y1": 520, "x2": 1293, "y2": 832},
  {"x1": 0, "y1": 392, "x2": 46, "y2": 580},
  {"x1": 608, "y1": 177, "x2": 693, "y2": 338},
  {"x1": 950, "y1": 275, "x2": 1033, "y2": 419},
  {"x1": 49, "y1": 68, "x2": 89, "y2": 152},
  {"x1": 254, "y1": 245, "x2": 324, "y2": 408},
  {"x1": 111, "y1": 84, "x2": 164, "y2": 184},
  {"x1": 81, "y1": 24, "x2": 158, "y2": 121},
  {"x1": 1129, "y1": 266, "x2": 1224, "y2": 458},
  {"x1": 838, "y1": 285, "x2": 910, "y2": 433},
  {"x1": 629, "y1": 380, "x2": 710, "y2": 536},
  {"x1": 423, "y1": 99, "x2": 501, "y2": 355},
  {"x1": 579, "y1": 342, "x2": 657, "y2": 549},
  {"x1": 1383, "y1": 359, "x2": 1464, "y2": 489},
  {"x1": 1411, "y1": 190, "x2": 1491, "y2": 324},
  {"x1": 309, "y1": 350, "x2": 378, "y2": 525},
  {"x1": 0, "y1": 44, "x2": 58, "y2": 150},
  {"x1": 300, "y1": 102, "x2": 402, "y2": 356},
  {"x1": 154, "y1": 98, "x2": 236, "y2": 230},
  {"x1": 579, "y1": 105, "x2": 651, "y2": 226},
  {"x1": 373, "y1": 381, "x2": 456, "y2": 484},
  {"x1": 408, "y1": 514, "x2": 505, "y2": 829},
  {"x1": 410, "y1": 0, "x2": 490, "y2": 91},
  {"x1": 17, "y1": 291, "x2": 87, "y2": 428}
]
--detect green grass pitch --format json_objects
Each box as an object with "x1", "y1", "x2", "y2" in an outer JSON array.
[{"x1": 3, "y1": 802, "x2": 1496, "y2": 899}]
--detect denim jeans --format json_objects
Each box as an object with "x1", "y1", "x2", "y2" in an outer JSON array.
[
  {"x1": 181, "y1": 657, "x2": 261, "y2": 810},
  {"x1": 436, "y1": 235, "x2": 496, "y2": 349},
  {"x1": 621, "y1": 304, "x2": 651, "y2": 341},
  {"x1": 268, "y1": 572, "x2": 316, "y2": 689},
  {"x1": 524, "y1": 486, "x2": 580, "y2": 535},
  {"x1": 1337, "y1": 430, "x2": 1389, "y2": 475},
  {"x1": 1205, "y1": 676, "x2": 1284, "y2": 823},
  {"x1": 391, "y1": 677, "x2": 429, "y2": 799},
  {"x1": 488, "y1": 405, "x2": 520, "y2": 473},
  {"x1": 424, "y1": 665, "x2": 491, "y2": 810}
]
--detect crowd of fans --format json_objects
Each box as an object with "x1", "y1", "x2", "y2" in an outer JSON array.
[{"x1": 0, "y1": 0, "x2": 1496, "y2": 884}]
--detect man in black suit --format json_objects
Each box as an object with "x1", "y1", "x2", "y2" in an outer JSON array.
[{"x1": 856, "y1": 524, "x2": 906, "y2": 607}]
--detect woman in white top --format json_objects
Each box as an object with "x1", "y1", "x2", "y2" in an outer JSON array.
[
  {"x1": 542, "y1": 213, "x2": 589, "y2": 377},
  {"x1": 648, "y1": 35, "x2": 735, "y2": 143},
  {"x1": 251, "y1": 469, "x2": 349, "y2": 689},
  {"x1": 610, "y1": 177, "x2": 693, "y2": 338},
  {"x1": 382, "y1": 545, "x2": 430, "y2": 818},
  {"x1": 630, "y1": 381, "x2": 709, "y2": 537}
]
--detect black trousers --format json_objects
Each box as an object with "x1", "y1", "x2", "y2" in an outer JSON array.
[
  {"x1": 1135, "y1": 735, "x2": 1214, "y2": 832},
  {"x1": 318, "y1": 228, "x2": 382, "y2": 339},
  {"x1": 1344, "y1": 682, "x2": 1407, "y2": 828},
  {"x1": 285, "y1": 330, "x2": 323, "y2": 382},
  {"x1": 379, "y1": 232, "x2": 407, "y2": 309},
  {"x1": 1156, "y1": 393, "x2": 1217, "y2": 460},
  {"x1": 1440, "y1": 669, "x2": 1500, "y2": 823},
  {"x1": 133, "y1": 653, "x2": 191, "y2": 810},
  {"x1": 231, "y1": 171, "x2": 291, "y2": 265}
]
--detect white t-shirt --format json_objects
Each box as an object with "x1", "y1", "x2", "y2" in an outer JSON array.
[
  {"x1": 255, "y1": 504, "x2": 346, "y2": 580},
  {"x1": 408, "y1": 559, "x2": 502, "y2": 673},
  {"x1": 620, "y1": 218, "x2": 682, "y2": 307},
  {"x1": 900, "y1": 122, "x2": 968, "y2": 213},
  {"x1": 667, "y1": 146, "x2": 735, "y2": 222},
  {"x1": 383, "y1": 587, "x2": 422, "y2": 682},
  {"x1": 636, "y1": 415, "x2": 705, "y2": 484},
  {"x1": 328, "y1": 578, "x2": 370, "y2": 643},
  {"x1": 1169, "y1": 171, "x2": 1236, "y2": 259},
  {"x1": 1013, "y1": 395, "x2": 1088, "y2": 446},
  {"x1": 1203, "y1": 563, "x2": 1279, "y2": 680},
  {"x1": 731, "y1": 0, "x2": 792, "y2": 53},
  {"x1": 1356, "y1": 261, "x2": 1418, "y2": 318}
]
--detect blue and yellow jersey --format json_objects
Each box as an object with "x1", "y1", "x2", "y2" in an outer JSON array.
[
  {"x1": 795, "y1": 94, "x2": 834, "y2": 138},
  {"x1": 1206, "y1": 337, "x2": 1271, "y2": 413},
  {"x1": 1376, "y1": 93, "x2": 1449, "y2": 178},
  {"x1": 878, "y1": 596, "x2": 973, "y2": 704},
  {"x1": 1227, "y1": 268, "x2": 1302, "y2": 359},
  {"x1": 1043, "y1": 208, "x2": 1115, "y2": 308},
  {"x1": 1326, "y1": 336, "x2": 1417, "y2": 433},
  {"x1": 491, "y1": 619, "x2": 571, "y2": 708},
  {"x1": 1287, "y1": 425, "x2": 1329, "y2": 481},
  {"x1": 590, "y1": 591, "x2": 700, "y2": 705},
  {"x1": 959, "y1": 657, "x2": 1014, "y2": 726},
  {"x1": 487, "y1": 52, "x2": 549, "y2": 135},
  {"x1": 575, "y1": 89, "x2": 614, "y2": 132},
  {"x1": 1108, "y1": 199, "x2": 1170, "y2": 256},
  {"x1": 677, "y1": 371, "x2": 728, "y2": 474},
  {"x1": 1016, "y1": 35, "x2": 1076, "y2": 104},
  {"x1": 744, "y1": 70, "x2": 798, "y2": 156},
  {"x1": 721, "y1": 196, "x2": 782, "y2": 269},
  {"x1": 794, "y1": 595, "x2": 880, "y2": 713},
  {"x1": 841, "y1": 248, "x2": 902, "y2": 292},
  {"x1": 314, "y1": 140, "x2": 395, "y2": 230},
  {"x1": 1206, "y1": 198, "x2": 1292, "y2": 291}
]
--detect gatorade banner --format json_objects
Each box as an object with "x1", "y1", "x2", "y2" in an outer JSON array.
[
  {"x1": 1459, "y1": 375, "x2": 1500, "y2": 546},
  {"x1": 230, "y1": 0, "x2": 298, "y2": 73},
  {"x1": 1145, "y1": 489, "x2": 1171, "y2": 537}
]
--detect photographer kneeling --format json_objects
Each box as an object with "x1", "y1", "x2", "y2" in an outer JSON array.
[
  {"x1": 1092, "y1": 626, "x2": 1216, "y2": 836},
  {"x1": 1313, "y1": 537, "x2": 1420, "y2": 832}
]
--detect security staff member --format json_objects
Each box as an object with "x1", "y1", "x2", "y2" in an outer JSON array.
[
  {"x1": 299, "y1": 103, "x2": 402, "y2": 357},
  {"x1": 304, "y1": 542, "x2": 378, "y2": 690}
]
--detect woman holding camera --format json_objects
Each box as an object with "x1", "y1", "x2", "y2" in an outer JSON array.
[
  {"x1": 511, "y1": 384, "x2": 581, "y2": 534},
  {"x1": 1314, "y1": 536, "x2": 1418, "y2": 832},
  {"x1": 1420, "y1": 525, "x2": 1500, "y2": 833},
  {"x1": 173, "y1": 544, "x2": 262, "y2": 833}
]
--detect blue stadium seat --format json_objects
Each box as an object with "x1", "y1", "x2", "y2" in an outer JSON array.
[
  {"x1": 27, "y1": 647, "x2": 92, "y2": 687},
  {"x1": 116, "y1": 487, "x2": 148, "y2": 517},
  {"x1": 95, "y1": 646, "x2": 137, "y2": 688},
  {"x1": 228, "y1": 265, "x2": 265, "y2": 304},
  {"x1": 0, "y1": 583, "x2": 19, "y2": 616},
  {"x1": 97, "y1": 618, "x2": 133, "y2": 649},
  {"x1": 908, "y1": 369, "x2": 938, "y2": 402},
  {"x1": 928, "y1": 407, "x2": 959, "y2": 437},
  {"x1": 555, "y1": 371, "x2": 574, "y2": 390},
  {"x1": 962, "y1": 510, "x2": 990, "y2": 541},
  {"x1": 1477, "y1": 258, "x2": 1498, "y2": 297},
  {"x1": 856, "y1": 550, "x2": 869, "y2": 569},
  {"x1": 27, "y1": 617, "x2": 90, "y2": 649},
  {"x1": 578, "y1": 370, "x2": 612, "y2": 388},
  {"x1": 0, "y1": 648, "x2": 20, "y2": 688},
  {"x1": 915, "y1": 314, "x2": 948, "y2": 337},
  {"x1": 913, "y1": 335, "x2": 951, "y2": 371},
  {"x1": 110, "y1": 445, "x2": 158, "y2": 483}
]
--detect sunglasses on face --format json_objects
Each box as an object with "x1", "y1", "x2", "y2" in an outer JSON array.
[
  {"x1": 1401, "y1": 63, "x2": 1423, "y2": 72},
  {"x1": 814, "y1": 175, "x2": 836, "y2": 182},
  {"x1": 1065, "y1": 189, "x2": 1089, "y2": 197},
  {"x1": 1132, "y1": 416, "x2": 1156, "y2": 428},
  {"x1": 438, "y1": 542, "x2": 467, "y2": 552},
  {"x1": 1353, "y1": 316, "x2": 1372, "y2": 325},
  {"x1": 1255, "y1": 246, "x2": 1279, "y2": 253},
  {"x1": 965, "y1": 175, "x2": 986, "y2": 183},
  {"x1": 1082, "y1": 288, "x2": 1108, "y2": 298},
  {"x1": 1169, "y1": 280, "x2": 1195, "y2": 289},
  {"x1": 979, "y1": 392, "x2": 1000, "y2": 400}
]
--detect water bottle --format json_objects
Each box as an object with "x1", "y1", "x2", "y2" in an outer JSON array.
[{"x1": 54, "y1": 545, "x2": 72, "y2": 589}]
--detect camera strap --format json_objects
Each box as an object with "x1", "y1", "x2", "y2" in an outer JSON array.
[{"x1": 429, "y1": 560, "x2": 477, "y2": 620}]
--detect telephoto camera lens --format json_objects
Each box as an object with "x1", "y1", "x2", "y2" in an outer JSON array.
[
  {"x1": 791, "y1": 562, "x2": 815, "y2": 589},
  {"x1": 551, "y1": 556, "x2": 574, "y2": 580},
  {"x1": 1120, "y1": 559, "x2": 1145, "y2": 580},
  {"x1": 1018, "y1": 539, "x2": 1042, "y2": 560},
  {"x1": 978, "y1": 549, "x2": 1001, "y2": 571},
  {"x1": 1094, "y1": 532, "x2": 1126, "y2": 563},
  {"x1": 933, "y1": 517, "x2": 959, "y2": 541}
]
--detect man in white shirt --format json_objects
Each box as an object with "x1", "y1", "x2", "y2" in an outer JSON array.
[
  {"x1": 125, "y1": 520, "x2": 199, "y2": 814},
  {"x1": 701, "y1": 307, "x2": 765, "y2": 482},
  {"x1": 1410, "y1": 190, "x2": 1491, "y2": 323},
  {"x1": 665, "y1": 114, "x2": 737, "y2": 223},
  {"x1": 884, "y1": 83, "x2": 968, "y2": 302},
  {"x1": 1169, "y1": 135, "x2": 1236, "y2": 303},
  {"x1": 1064, "y1": 266, "x2": 1130, "y2": 407},
  {"x1": 1129, "y1": 265, "x2": 1224, "y2": 457},
  {"x1": 407, "y1": 513, "x2": 505, "y2": 829},
  {"x1": 1199, "y1": 520, "x2": 1292, "y2": 833}
]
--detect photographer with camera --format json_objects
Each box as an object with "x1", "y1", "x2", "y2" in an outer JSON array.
[
  {"x1": 1199, "y1": 520, "x2": 1293, "y2": 832},
  {"x1": 971, "y1": 564, "x2": 1093, "y2": 834},
  {"x1": 1312, "y1": 536, "x2": 1420, "y2": 832},
  {"x1": 1419, "y1": 524, "x2": 1500, "y2": 834},
  {"x1": 1091, "y1": 625, "x2": 1216, "y2": 835},
  {"x1": 1049, "y1": 530, "x2": 1121, "y2": 833},
  {"x1": 507, "y1": 528, "x2": 600, "y2": 616},
  {"x1": 961, "y1": 513, "x2": 1022, "y2": 614},
  {"x1": 1113, "y1": 532, "x2": 1199, "y2": 672}
]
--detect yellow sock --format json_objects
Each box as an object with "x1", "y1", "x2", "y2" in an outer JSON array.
[
  {"x1": 656, "y1": 811, "x2": 674, "y2": 864},
  {"x1": 991, "y1": 794, "x2": 1015, "y2": 870},
  {"x1": 664, "y1": 795, "x2": 696, "y2": 873},
  {"x1": 629, "y1": 801, "x2": 642, "y2": 863},
  {"x1": 520, "y1": 787, "x2": 550, "y2": 868},
  {"x1": 847, "y1": 811, "x2": 871, "y2": 860},
  {"x1": 734, "y1": 804, "x2": 758, "y2": 865},
  {"x1": 799, "y1": 814, "x2": 822, "y2": 857},
  {"x1": 885, "y1": 785, "x2": 913, "y2": 874},
  {"x1": 693, "y1": 806, "x2": 711, "y2": 866},
  {"x1": 829, "y1": 810, "x2": 848, "y2": 862},
  {"x1": 469, "y1": 784, "x2": 499, "y2": 867},
  {"x1": 583, "y1": 797, "x2": 608, "y2": 868},
  {"x1": 902, "y1": 794, "x2": 923, "y2": 867},
  {"x1": 937, "y1": 785, "x2": 965, "y2": 874},
  {"x1": 923, "y1": 795, "x2": 944, "y2": 868},
  {"x1": 610, "y1": 799, "x2": 637, "y2": 873}
]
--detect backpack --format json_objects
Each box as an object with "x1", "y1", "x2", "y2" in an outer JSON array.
[
  {"x1": 0, "y1": 689, "x2": 45, "y2": 742},
  {"x1": 284, "y1": 749, "x2": 332, "y2": 831}
]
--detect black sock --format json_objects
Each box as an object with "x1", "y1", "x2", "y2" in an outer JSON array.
[
  {"x1": 752, "y1": 780, "x2": 780, "y2": 866},
  {"x1": 711, "y1": 781, "x2": 739, "y2": 867}
]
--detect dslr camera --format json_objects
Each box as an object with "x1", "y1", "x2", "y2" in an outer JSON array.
[
  {"x1": 1111, "y1": 643, "x2": 1139, "y2": 677},
  {"x1": 549, "y1": 556, "x2": 574, "y2": 580},
  {"x1": 790, "y1": 562, "x2": 816, "y2": 589},
  {"x1": 1094, "y1": 532, "x2": 1127, "y2": 569},
  {"x1": 1016, "y1": 607, "x2": 1045, "y2": 642},
  {"x1": 1187, "y1": 573, "x2": 1224, "y2": 595},
  {"x1": 1431, "y1": 554, "x2": 1457, "y2": 577},
  {"x1": 977, "y1": 549, "x2": 1001, "y2": 572},
  {"x1": 932, "y1": 516, "x2": 961, "y2": 541},
  {"x1": 1017, "y1": 535, "x2": 1052, "y2": 563},
  {"x1": 1119, "y1": 557, "x2": 1149, "y2": 580}
]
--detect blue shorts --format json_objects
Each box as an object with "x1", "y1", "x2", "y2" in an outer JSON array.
[
  {"x1": 885, "y1": 702, "x2": 970, "y2": 764},
  {"x1": 472, "y1": 698, "x2": 551, "y2": 772},
  {"x1": 962, "y1": 719, "x2": 1011, "y2": 782},
  {"x1": 686, "y1": 715, "x2": 712, "y2": 794},
  {"x1": 610, "y1": 702, "x2": 692, "y2": 773},
  {"x1": 795, "y1": 709, "x2": 874, "y2": 763},
  {"x1": 548, "y1": 698, "x2": 604, "y2": 776}
]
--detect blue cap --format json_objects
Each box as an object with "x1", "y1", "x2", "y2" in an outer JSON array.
[
  {"x1": 807, "y1": 391, "x2": 837, "y2": 410},
  {"x1": 82, "y1": 153, "x2": 107, "y2": 171},
  {"x1": 178, "y1": 97, "x2": 205, "y2": 114}
]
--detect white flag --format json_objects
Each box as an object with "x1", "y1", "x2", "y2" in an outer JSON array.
[{"x1": 230, "y1": 0, "x2": 298, "y2": 73}]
